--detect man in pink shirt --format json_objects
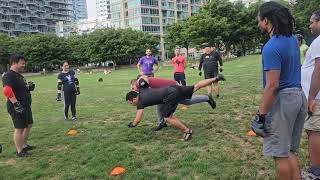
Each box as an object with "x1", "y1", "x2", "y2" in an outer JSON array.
[{"x1": 172, "y1": 48, "x2": 187, "y2": 85}]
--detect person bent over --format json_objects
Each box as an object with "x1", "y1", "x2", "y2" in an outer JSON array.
[{"x1": 126, "y1": 75, "x2": 225, "y2": 140}]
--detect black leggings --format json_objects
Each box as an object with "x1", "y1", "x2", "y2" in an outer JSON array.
[{"x1": 63, "y1": 91, "x2": 77, "y2": 118}]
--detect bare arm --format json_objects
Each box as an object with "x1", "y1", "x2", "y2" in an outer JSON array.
[
  {"x1": 137, "y1": 63, "x2": 142, "y2": 74},
  {"x1": 259, "y1": 70, "x2": 280, "y2": 114},
  {"x1": 132, "y1": 109, "x2": 144, "y2": 126},
  {"x1": 308, "y1": 58, "x2": 320, "y2": 112},
  {"x1": 153, "y1": 63, "x2": 160, "y2": 73}
]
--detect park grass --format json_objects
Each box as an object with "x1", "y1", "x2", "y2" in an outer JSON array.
[{"x1": 0, "y1": 55, "x2": 310, "y2": 179}]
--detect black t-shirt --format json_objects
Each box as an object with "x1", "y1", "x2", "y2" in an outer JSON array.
[
  {"x1": 58, "y1": 70, "x2": 76, "y2": 92},
  {"x1": 137, "y1": 87, "x2": 170, "y2": 109},
  {"x1": 199, "y1": 51, "x2": 223, "y2": 71},
  {"x1": 2, "y1": 70, "x2": 32, "y2": 107}
]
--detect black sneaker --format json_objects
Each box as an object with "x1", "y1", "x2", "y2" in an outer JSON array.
[
  {"x1": 16, "y1": 149, "x2": 32, "y2": 158},
  {"x1": 23, "y1": 144, "x2": 36, "y2": 151},
  {"x1": 71, "y1": 117, "x2": 77, "y2": 121},
  {"x1": 207, "y1": 95, "x2": 216, "y2": 109},
  {"x1": 0, "y1": 144, "x2": 2, "y2": 153},
  {"x1": 154, "y1": 123, "x2": 168, "y2": 131}
]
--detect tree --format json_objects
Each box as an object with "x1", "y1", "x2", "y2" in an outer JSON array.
[
  {"x1": 166, "y1": 21, "x2": 192, "y2": 58},
  {"x1": 292, "y1": 0, "x2": 320, "y2": 43},
  {"x1": 11, "y1": 34, "x2": 71, "y2": 70},
  {"x1": 0, "y1": 33, "x2": 12, "y2": 71}
]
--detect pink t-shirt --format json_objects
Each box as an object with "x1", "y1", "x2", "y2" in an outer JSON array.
[{"x1": 172, "y1": 56, "x2": 186, "y2": 73}]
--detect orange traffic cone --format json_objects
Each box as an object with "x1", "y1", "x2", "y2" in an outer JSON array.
[
  {"x1": 110, "y1": 166, "x2": 126, "y2": 176},
  {"x1": 67, "y1": 130, "x2": 78, "y2": 135},
  {"x1": 247, "y1": 130, "x2": 257, "y2": 137}
]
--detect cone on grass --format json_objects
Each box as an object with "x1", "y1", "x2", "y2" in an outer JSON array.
[
  {"x1": 67, "y1": 130, "x2": 78, "y2": 135},
  {"x1": 110, "y1": 166, "x2": 125, "y2": 176},
  {"x1": 247, "y1": 130, "x2": 257, "y2": 137}
]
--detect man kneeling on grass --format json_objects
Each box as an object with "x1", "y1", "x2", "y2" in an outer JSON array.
[{"x1": 125, "y1": 74, "x2": 225, "y2": 141}]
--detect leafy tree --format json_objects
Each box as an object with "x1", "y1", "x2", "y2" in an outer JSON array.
[{"x1": 0, "y1": 33, "x2": 12, "y2": 71}]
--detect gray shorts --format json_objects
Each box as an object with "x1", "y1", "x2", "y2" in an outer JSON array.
[{"x1": 263, "y1": 88, "x2": 307, "y2": 157}]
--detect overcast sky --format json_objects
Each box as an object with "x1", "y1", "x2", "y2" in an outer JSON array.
[{"x1": 87, "y1": 0, "x2": 96, "y2": 18}]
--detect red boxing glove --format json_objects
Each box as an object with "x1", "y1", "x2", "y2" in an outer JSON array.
[{"x1": 3, "y1": 86, "x2": 15, "y2": 98}]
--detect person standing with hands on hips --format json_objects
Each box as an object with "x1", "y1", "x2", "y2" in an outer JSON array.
[
  {"x1": 56, "y1": 61, "x2": 80, "y2": 121},
  {"x1": 137, "y1": 48, "x2": 160, "y2": 77}
]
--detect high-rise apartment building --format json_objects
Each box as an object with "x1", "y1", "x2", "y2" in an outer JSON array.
[
  {"x1": 111, "y1": 0, "x2": 204, "y2": 33},
  {"x1": 73, "y1": 0, "x2": 88, "y2": 20},
  {"x1": 0, "y1": 0, "x2": 75, "y2": 36},
  {"x1": 110, "y1": 0, "x2": 206, "y2": 59},
  {"x1": 96, "y1": 0, "x2": 111, "y2": 18}
]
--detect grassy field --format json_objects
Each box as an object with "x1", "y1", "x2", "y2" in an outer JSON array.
[{"x1": 0, "y1": 55, "x2": 310, "y2": 179}]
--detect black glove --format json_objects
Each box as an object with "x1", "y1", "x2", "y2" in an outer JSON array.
[
  {"x1": 76, "y1": 87, "x2": 80, "y2": 95},
  {"x1": 198, "y1": 71, "x2": 202, "y2": 76},
  {"x1": 219, "y1": 68, "x2": 223, "y2": 72},
  {"x1": 56, "y1": 93, "x2": 62, "y2": 101},
  {"x1": 216, "y1": 74, "x2": 226, "y2": 81},
  {"x1": 128, "y1": 122, "x2": 136, "y2": 128},
  {"x1": 13, "y1": 101, "x2": 24, "y2": 114},
  {"x1": 27, "y1": 81, "x2": 35, "y2": 91},
  {"x1": 138, "y1": 78, "x2": 149, "y2": 89},
  {"x1": 251, "y1": 113, "x2": 267, "y2": 137}
]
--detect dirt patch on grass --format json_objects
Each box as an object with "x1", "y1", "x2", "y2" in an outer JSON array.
[
  {"x1": 48, "y1": 145, "x2": 69, "y2": 152},
  {"x1": 0, "y1": 159, "x2": 17, "y2": 166}
]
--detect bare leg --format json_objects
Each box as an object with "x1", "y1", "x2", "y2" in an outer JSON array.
[
  {"x1": 194, "y1": 78, "x2": 218, "y2": 92},
  {"x1": 165, "y1": 116, "x2": 189, "y2": 133},
  {"x1": 14, "y1": 129, "x2": 24, "y2": 153},
  {"x1": 206, "y1": 84, "x2": 213, "y2": 96},
  {"x1": 288, "y1": 152, "x2": 302, "y2": 180},
  {"x1": 213, "y1": 82, "x2": 221, "y2": 96},
  {"x1": 307, "y1": 131, "x2": 320, "y2": 167},
  {"x1": 22, "y1": 124, "x2": 32, "y2": 147},
  {"x1": 274, "y1": 153, "x2": 301, "y2": 180}
]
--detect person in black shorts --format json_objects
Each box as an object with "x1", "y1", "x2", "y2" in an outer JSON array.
[
  {"x1": 2, "y1": 54, "x2": 36, "y2": 157},
  {"x1": 56, "y1": 61, "x2": 80, "y2": 121},
  {"x1": 126, "y1": 75, "x2": 225, "y2": 141},
  {"x1": 198, "y1": 43, "x2": 223, "y2": 98}
]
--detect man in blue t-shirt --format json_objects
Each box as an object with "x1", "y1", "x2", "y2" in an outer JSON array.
[{"x1": 251, "y1": 2, "x2": 307, "y2": 179}]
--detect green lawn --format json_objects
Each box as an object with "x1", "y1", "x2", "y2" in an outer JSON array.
[{"x1": 0, "y1": 55, "x2": 310, "y2": 179}]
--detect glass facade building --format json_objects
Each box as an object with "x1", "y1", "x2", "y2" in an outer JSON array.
[
  {"x1": 73, "y1": 0, "x2": 87, "y2": 20},
  {"x1": 111, "y1": 0, "x2": 205, "y2": 34},
  {"x1": 0, "y1": 0, "x2": 74, "y2": 36},
  {"x1": 96, "y1": 0, "x2": 111, "y2": 18}
]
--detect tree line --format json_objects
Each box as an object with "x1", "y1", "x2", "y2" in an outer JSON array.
[
  {"x1": 166, "y1": 0, "x2": 319, "y2": 57},
  {"x1": 0, "y1": 0, "x2": 318, "y2": 72},
  {"x1": 0, "y1": 29, "x2": 159, "y2": 72}
]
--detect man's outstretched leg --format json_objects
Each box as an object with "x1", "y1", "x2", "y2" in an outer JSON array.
[{"x1": 194, "y1": 74, "x2": 225, "y2": 92}]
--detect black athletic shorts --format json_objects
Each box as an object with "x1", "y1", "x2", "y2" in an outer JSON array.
[
  {"x1": 8, "y1": 106, "x2": 33, "y2": 129},
  {"x1": 204, "y1": 68, "x2": 218, "y2": 79},
  {"x1": 160, "y1": 85, "x2": 194, "y2": 118}
]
